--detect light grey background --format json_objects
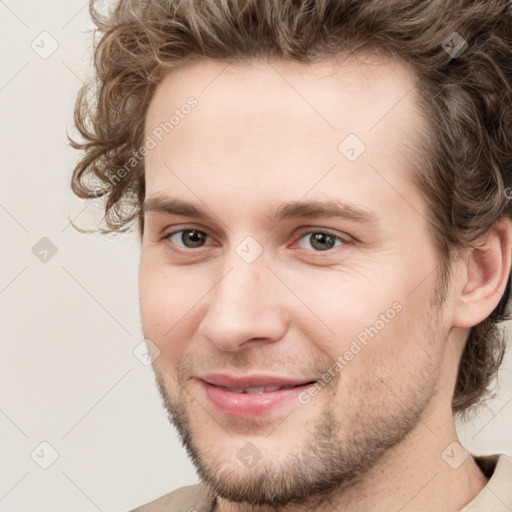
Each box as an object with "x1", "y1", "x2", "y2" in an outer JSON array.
[{"x1": 0, "y1": 1, "x2": 511, "y2": 511}]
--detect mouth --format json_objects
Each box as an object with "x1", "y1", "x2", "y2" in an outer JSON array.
[
  {"x1": 212, "y1": 381, "x2": 318, "y2": 394},
  {"x1": 197, "y1": 376, "x2": 319, "y2": 417}
]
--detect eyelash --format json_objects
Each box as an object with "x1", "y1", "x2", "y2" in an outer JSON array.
[{"x1": 161, "y1": 226, "x2": 350, "y2": 254}]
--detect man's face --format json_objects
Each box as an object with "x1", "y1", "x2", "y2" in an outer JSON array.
[{"x1": 139, "y1": 56, "x2": 454, "y2": 507}]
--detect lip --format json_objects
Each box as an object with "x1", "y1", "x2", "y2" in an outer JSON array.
[{"x1": 197, "y1": 374, "x2": 318, "y2": 418}]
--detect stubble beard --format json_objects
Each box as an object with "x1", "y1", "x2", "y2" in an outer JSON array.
[{"x1": 153, "y1": 353, "x2": 441, "y2": 509}]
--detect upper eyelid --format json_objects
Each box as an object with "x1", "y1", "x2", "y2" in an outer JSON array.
[{"x1": 164, "y1": 225, "x2": 214, "y2": 241}]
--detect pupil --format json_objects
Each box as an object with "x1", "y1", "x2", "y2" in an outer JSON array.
[
  {"x1": 183, "y1": 230, "x2": 205, "y2": 248},
  {"x1": 311, "y1": 233, "x2": 335, "y2": 251}
]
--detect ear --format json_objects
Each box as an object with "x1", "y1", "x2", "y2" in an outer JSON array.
[{"x1": 453, "y1": 216, "x2": 512, "y2": 328}]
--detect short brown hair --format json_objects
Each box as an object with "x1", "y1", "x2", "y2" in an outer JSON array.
[{"x1": 70, "y1": 0, "x2": 512, "y2": 416}]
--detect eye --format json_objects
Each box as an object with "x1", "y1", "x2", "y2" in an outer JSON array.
[
  {"x1": 162, "y1": 227, "x2": 349, "y2": 253},
  {"x1": 294, "y1": 229, "x2": 347, "y2": 252},
  {"x1": 164, "y1": 228, "x2": 211, "y2": 249}
]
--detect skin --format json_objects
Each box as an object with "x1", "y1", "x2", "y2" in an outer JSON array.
[{"x1": 138, "y1": 55, "x2": 512, "y2": 511}]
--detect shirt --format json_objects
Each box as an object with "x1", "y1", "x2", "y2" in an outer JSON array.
[{"x1": 128, "y1": 453, "x2": 512, "y2": 512}]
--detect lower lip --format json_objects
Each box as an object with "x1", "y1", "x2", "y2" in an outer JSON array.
[{"x1": 199, "y1": 380, "x2": 316, "y2": 418}]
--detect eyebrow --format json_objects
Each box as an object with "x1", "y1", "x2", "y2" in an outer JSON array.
[{"x1": 142, "y1": 195, "x2": 378, "y2": 225}]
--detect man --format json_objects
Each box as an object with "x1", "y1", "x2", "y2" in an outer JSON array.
[{"x1": 70, "y1": 0, "x2": 512, "y2": 510}]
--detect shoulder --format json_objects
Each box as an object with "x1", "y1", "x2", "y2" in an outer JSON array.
[
  {"x1": 463, "y1": 453, "x2": 512, "y2": 511},
  {"x1": 128, "y1": 483, "x2": 216, "y2": 512},
  {"x1": 474, "y1": 452, "x2": 512, "y2": 480},
  {"x1": 491, "y1": 453, "x2": 512, "y2": 480}
]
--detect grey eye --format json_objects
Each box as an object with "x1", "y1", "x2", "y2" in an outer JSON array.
[
  {"x1": 169, "y1": 229, "x2": 208, "y2": 248},
  {"x1": 298, "y1": 232, "x2": 343, "y2": 251}
]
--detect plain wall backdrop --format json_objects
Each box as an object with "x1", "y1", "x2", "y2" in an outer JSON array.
[{"x1": 1, "y1": 1, "x2": 511, "y2": 511}]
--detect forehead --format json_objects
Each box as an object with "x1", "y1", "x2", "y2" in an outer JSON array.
[
  {"x1": 146, "y1": 53, "x2": 423, "y2": 135},
  {"x1": 143, "y1": 55, "x2": 428, "y2": 222}
]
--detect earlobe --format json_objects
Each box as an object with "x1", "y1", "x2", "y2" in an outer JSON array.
[{"x1": 453, "y1": 217, "x2": 512, "y2": 328}]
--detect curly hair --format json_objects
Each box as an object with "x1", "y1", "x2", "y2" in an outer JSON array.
[{"x1": 70, "y1": 0, "x2": 512, "y2": 417}]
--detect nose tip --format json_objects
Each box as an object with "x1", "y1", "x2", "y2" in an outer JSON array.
[
  {"x1": 200, "y1": 309, "x2": 286, "y2": 351},
  {"x1": 196, "y1": 263, "x2": 288, "y2": 351}
]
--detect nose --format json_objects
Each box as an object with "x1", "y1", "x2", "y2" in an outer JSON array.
[{"x1": 196, "y1": 254, "x2": 288, "y2": 352}]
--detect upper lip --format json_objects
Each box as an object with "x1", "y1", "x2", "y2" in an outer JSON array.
[{"x1": 198, "y1": 374, "x2": 318, "y2": 389}]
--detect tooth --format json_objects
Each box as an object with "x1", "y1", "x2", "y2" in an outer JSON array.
[
  {"x1": 244, "y1": 386, "x2": 285, "y2": 393},
  {"x1": 227, "y1": 385, "x2": 287, "y2": 394},
  {"x1": 262, "y1": 386, "x2": 282, "y2": 392},
  {"x1": 244, "y1": 387, "x2": 266, "y2": 394}
]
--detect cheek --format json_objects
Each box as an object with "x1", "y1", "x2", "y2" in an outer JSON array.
[
  {"x1": 138, "y1": 256, "x2": 214, "y2": 362},
  {"x1": 281, "y1": 270, "x2": 402, "y2": 354},
  {"x1": 139, "y1": 251, "x2": 195, "y2": 320},
  {"x1": 288, "y1": 265, "x2": 434, "y2": 373},
  {"x1": 139, "y1": 258, "x2": 178, "y2": 340},
  {"x1": 319, "y1": 303, "x2": 438, "y2": 412}
]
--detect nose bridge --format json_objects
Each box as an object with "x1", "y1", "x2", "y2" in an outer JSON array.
[{"x1": 197, "y1": 247, "x2": 287, "y2": 350}]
